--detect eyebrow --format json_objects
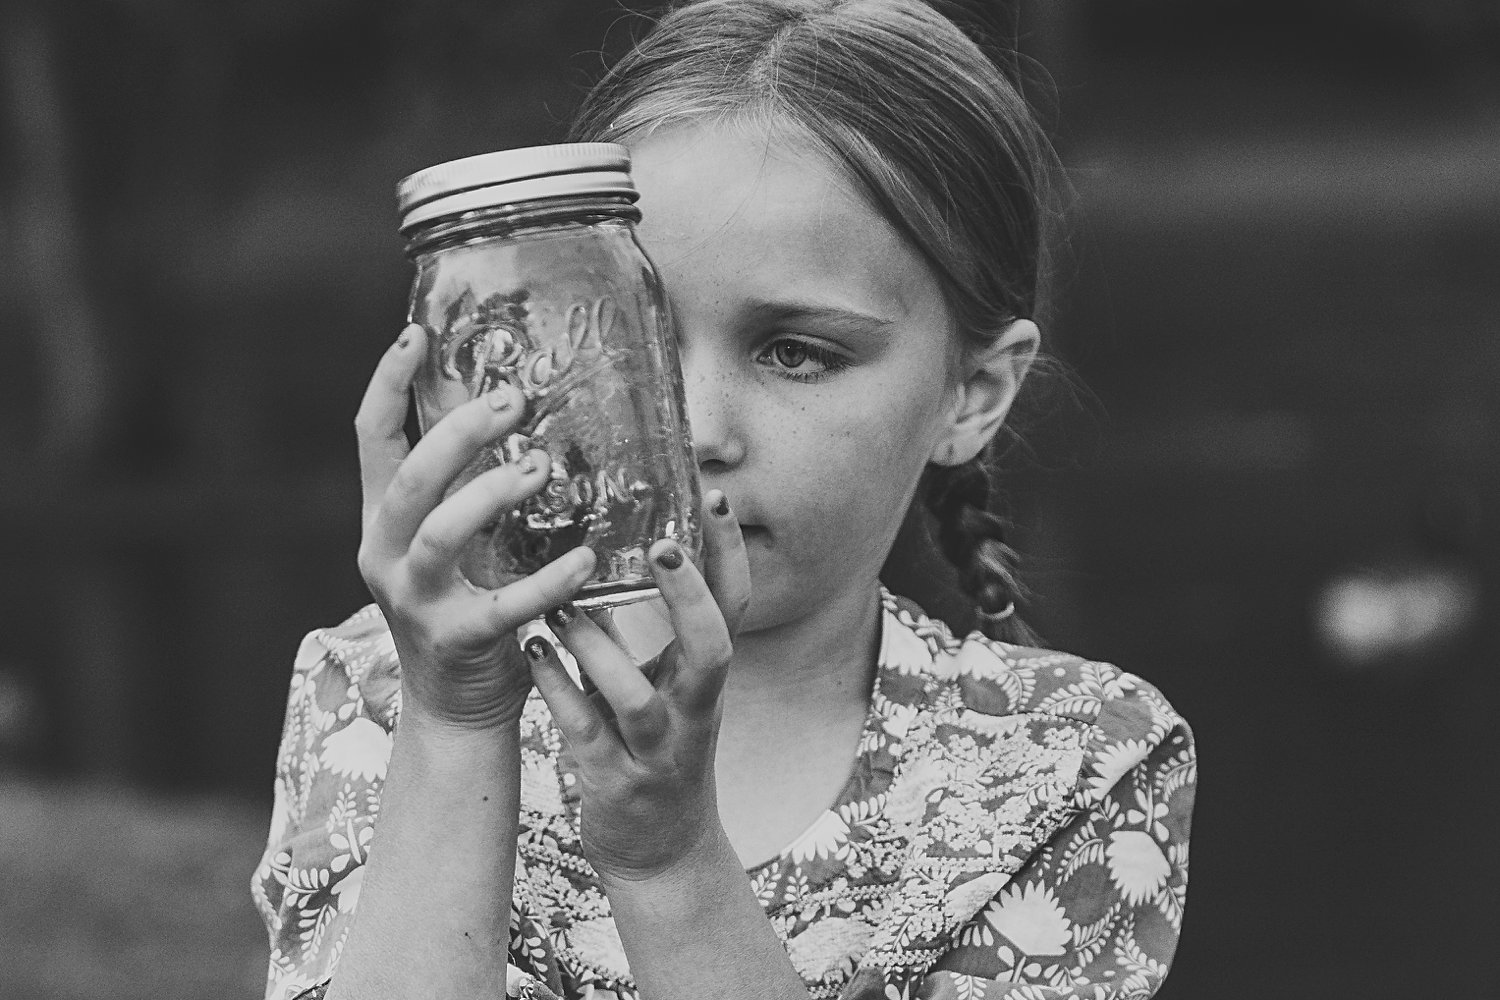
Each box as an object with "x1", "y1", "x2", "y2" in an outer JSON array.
[{"x1": 742, "y1": 298, "x2": 898, "y2": 335}]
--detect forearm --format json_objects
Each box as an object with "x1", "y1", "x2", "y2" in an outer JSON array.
[
  {"x1": 602, "y1": 831, "x2": 811, "y2": 1000},
  {"x1": 326, "y1": 707, "x2": 522, "y2": 1000}
]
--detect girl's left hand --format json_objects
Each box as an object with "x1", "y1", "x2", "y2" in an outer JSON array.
[{"x1": 526, "y1": 489, "x2": 750, "y2": 883}]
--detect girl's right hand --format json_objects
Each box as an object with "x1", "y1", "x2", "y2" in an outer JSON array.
[{"x1": 354, "y1": 324, "x2": 598, "y2": 730}]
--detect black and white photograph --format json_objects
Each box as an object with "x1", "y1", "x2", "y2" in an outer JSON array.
[{"x1": 1, "y1": 2, "x2": 1495, "y2": 998}]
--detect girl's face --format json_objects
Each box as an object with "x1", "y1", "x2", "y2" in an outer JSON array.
[{"x1": 630, "y1": 125, "x2": 963, "y2": 634}]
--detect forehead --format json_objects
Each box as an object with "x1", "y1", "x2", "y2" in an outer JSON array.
[{"x1": 626, "y1": 124, "x2": 945, "y2": 325}]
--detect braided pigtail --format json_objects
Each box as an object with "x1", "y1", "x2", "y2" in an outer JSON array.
[{"x1": 924, "y1": 455, "x2": 1039, "y2": 646}]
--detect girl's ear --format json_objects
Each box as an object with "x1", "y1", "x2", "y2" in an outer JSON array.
[{"x1": 932, "y1": 319, "x2": 1040, "y2": 466}]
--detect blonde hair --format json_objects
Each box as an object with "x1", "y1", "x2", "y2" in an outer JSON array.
[{"x1": 570, "y1": 0, "x2": 1060, "y2": 643}]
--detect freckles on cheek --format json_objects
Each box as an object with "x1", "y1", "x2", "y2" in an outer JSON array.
[{"x1": 796, "y1": 415, "x2": 921, "y2": 527}]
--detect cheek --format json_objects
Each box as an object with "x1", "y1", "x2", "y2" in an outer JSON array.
[
  {"x1": 767, "y1": 387, "x2": 942, "y2": 542},
  {"x1": 735, "y1": 373, "x2": 949, "y2": 627}
]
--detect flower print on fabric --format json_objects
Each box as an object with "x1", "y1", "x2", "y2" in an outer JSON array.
[
  {"x1": 255, "y1": 590, "x2": 1195, "y2": 1000},
  {"x1": 984, "y1": 881, "x2": 1072, "y2": 958},
  {"x1": 1106, "y1": 831, "x2": 1172, "y2": 907},
  {"x1": 253, "y1": 607, "x2": 400, "y2": 1000},
  {"x1": 788, "y1": 810, "x2": 855, "y2": 865},
  {"x1": 318, "y1": 717, "x2": 390, "y2": 783}
]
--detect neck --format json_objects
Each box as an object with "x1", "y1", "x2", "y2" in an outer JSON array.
[{"x1": 720, "y1": 579, "x2": 883, "y2": 722}]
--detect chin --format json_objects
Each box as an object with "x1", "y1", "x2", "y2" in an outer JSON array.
[
  {"x1": 736, "y1": 589, "x2": 800, "y2": 636},
  {"x1": 735, "y1": 549, "x2": 794, "y2": 633},
  {"x1": 738, "y1": 557, "x2": 844, "y2": 637}
]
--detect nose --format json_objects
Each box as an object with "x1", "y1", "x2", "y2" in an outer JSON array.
[{"x1": 677, "y1": 339, "x2": 744, "y2": 474}]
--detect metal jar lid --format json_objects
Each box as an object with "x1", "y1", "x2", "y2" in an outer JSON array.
[{"x1": 396, "y1": 142, "x2": 638, "y2": 234}]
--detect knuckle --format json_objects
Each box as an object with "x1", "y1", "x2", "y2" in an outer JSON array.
[
  {"x1": 355, "y1": 547, "x2": 390, "y2": 599},
  {"x1": 621, "y1": 687, "x2": 657, "y2": 715},
  {"x1": 409, "y1": 525, "x2": 446, "y2": 563},
  {"x1": 352, "y1": 410, "x2": 378, "y2": 441},
  {"x1": 386, "y1": 462, "x2": 421, "y2": 501},
  {"x1": 574, "y1": 712, "x2": 606, "y2": 746},
  {"x1": 705, "y1": 637, "x2": 734, "y2": 671}
]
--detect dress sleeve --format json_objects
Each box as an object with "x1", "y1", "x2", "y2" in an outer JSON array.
[
  {"x1": 844, "y1": 666, "x2": 1196, "y2": 1000},
  {"x1": 250, "y1": 609, "x2": 401, "y2": 1000},
  {"x1": 925, "y1": 700, "x2": 1193, "y2": 999}
]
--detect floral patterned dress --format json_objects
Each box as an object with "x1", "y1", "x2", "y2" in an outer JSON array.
[{"x1": 254, "y1": 589, "x2": 1195, "y2": 1000}]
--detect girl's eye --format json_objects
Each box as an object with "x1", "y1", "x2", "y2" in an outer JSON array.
[
  {"x1": 772, "y1": 341, "x2": 811, "y2": 369},
  {"x1": 760, "y1": 338, "x2": 850, "y2": 382}
]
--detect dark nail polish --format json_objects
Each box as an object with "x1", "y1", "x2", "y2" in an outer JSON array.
[
  {"x1": 395, "y1": 334, "x2": 411, "y2": 350},
  {"x1": 655, "y1": 546, "x2": 683, "y2": 571},
  {"x1": 524, "y1": 636, "x2": 550, "y2": 661},
  {"x1": 712, "y1": 494, "x2": 730, "y2": 517},
  {"x1": 546, "y1": 605, "x2": 575, "y2": 630}
]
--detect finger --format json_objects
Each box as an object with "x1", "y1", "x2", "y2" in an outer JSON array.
[
  {"x1": 578, "y1": 609, "x2": 624, "y2": 697},
  {"x1": 545, "y1": 604, "x2": 668, "y2": 751},
  {"x1": 371, "y1": 380, "x2": 530, "y2": 558},
  {"x1": 451, "y1": 545, "x2": 596, "y2": 642},
  {"x1": 648, "y1": 538, "x2": 734, "y2": 713},
  {"x1": 700, "y1": 490, "x2": 752, "y2": 635},
  {"x1": 577, "y1": 609, "x2": 667, "y2": 685},
  {"x1": 583, "y1": 607, "x2": 630, "y2": 652},
  {"x1": 524, "y1": 634, "x2": 612, "y2": 752},
  {"x1": 406, "y1": 449, "x2": 552, "y2": 590},
  {"x1": 355, "y1": 325, "x2": 425, "y2": 528}
]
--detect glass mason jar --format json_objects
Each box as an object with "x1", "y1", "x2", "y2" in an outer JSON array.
[{"x1": 396, "y1": 143, "x2": 700, "y2": 607}]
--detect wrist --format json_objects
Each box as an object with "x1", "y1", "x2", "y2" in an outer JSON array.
[
  {"x1": 594, "y1": 822, "x2": 740, "y2": 897},
  {"x1": 398, "y1": 674, "x2": 532, "y2": 735},
  {"x1": 393, "y1": 700, "x2": 524, "y2": 773},
  {"x1": 388, "y1": 627, "x2": 536, "y2": 731}
]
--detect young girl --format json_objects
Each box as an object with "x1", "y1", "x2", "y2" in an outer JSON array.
[{"x1": 254, "y1": 2, "x2": 1195, "y2": 998}]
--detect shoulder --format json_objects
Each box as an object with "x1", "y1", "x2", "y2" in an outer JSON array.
[
  {"x1": 270, "y1": 604, "x2": 402, "y2": 792},
  {"x1": 855, "y1": 595, "x2": 1197, "y2": 970},
  {"x1": 289, "y1": 603, "x2": 403, "y2": 732},
  {"x1": 879, "y1": 590, "x2": 1194, "y2": 770}
]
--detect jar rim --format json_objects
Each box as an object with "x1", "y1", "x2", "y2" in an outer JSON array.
[
  {"x1": 401, "y1": 194, "x2": 642, "y2": 256},
  {"x1": 397, "y1": 143, "x2": 636, "y2": 231}
]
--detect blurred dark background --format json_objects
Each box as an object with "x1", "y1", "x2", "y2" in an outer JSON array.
[{"x1": 1, "y1": 0, "x2": 1495, "y2": 996}]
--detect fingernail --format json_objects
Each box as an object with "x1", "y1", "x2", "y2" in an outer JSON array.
[
  {"x1": 396, "y1": 324, "x2": 420, "y2": 350},
  {"x1": 520, "y1": 454, "x2": 537, "y2": 474},
  {"x1": 712, "y1": 493, "x2": 730, "y2": 517},
  {"x1": 655, "y1": 545, "x2": 683, "y2": 571},
  {"x1": 486, "y1": 388, "x2": 512, "y2": 412},
  {"x1": 546, "y1": 604, "x2": 575, "y2": 630},
  {"x1": 524, "y1": 636, "x2": 551, "y2": 661}
]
